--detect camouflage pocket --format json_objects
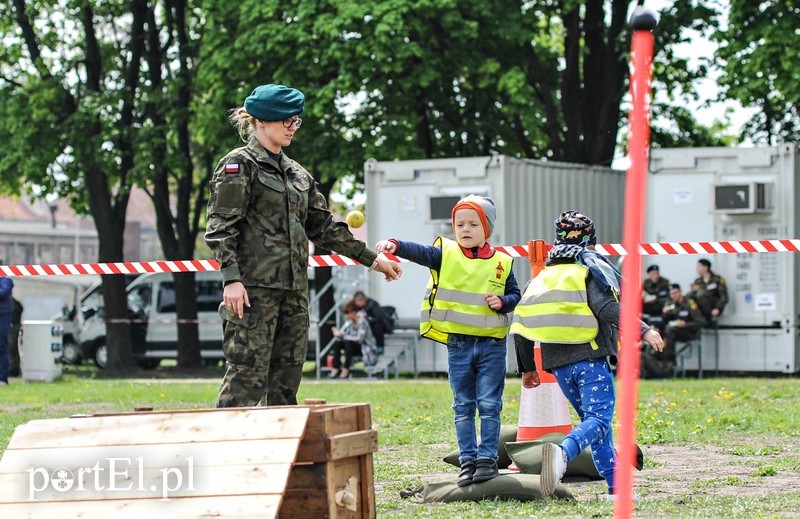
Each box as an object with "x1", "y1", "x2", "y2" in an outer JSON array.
[{"x1": 219, "y1": 304, "x2": 259, "y2": 366}]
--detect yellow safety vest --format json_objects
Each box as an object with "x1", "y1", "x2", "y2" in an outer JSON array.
[
  {"x1": 510, "y1": 262, "x2": 599, "y2": 347},
  {"x1": 420, "y1": 237, "x2": 513, "y2": 344}
]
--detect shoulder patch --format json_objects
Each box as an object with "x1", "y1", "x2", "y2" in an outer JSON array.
[{"x1": 225, "y1": 163, "x2": 240, "y2": 174}]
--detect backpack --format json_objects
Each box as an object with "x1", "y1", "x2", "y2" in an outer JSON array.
[{"x1": 381, "y1": 306, "x2": 397, "y2": 334}]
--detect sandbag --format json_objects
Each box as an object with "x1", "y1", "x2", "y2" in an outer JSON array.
[
  {"x1": 399, "y1": 473, "x2": 575, "y2": 503},
  {"x1": 505, "y1": 432, "x2": 644, "y2": 480},
  {"x1": 442, "y1": 424, "x2": 518, "y2": 469}
]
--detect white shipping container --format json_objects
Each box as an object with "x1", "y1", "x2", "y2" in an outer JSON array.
[
  {"x1": 646, "y1": 144, "x2": 800, "y2": 373},
  {"x1": 364, "y1": 154, "x2": 624, "y2": 373}
]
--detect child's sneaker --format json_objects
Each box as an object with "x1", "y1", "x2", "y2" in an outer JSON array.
[
  {"x1": 540, "y1": 443, "x2": 567, "y2": 496},
  {"x1": 472, "y1": 459, "x2": 498, "y2": 483},
  {"x1": 457, "y1": 462, "x2": 476, "y2": 487}
]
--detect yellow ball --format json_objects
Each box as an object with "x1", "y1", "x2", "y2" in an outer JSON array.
[{"x1": 345, "y1": 210, "x2": 365, "y2": 228}]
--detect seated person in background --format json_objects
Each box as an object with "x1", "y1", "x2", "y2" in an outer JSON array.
[
  {"x1": 329, "y1": 300, "x2": 378, "y2": 378},
  {"x1": 353, "y1": 290, "x2": 392, "y2": 354},
  {"x1": 642, "y1": 283, "x2": 704, "y2": 379},
  {"x1": 641, "y1": 264, "x2": 670, "y2": 329},
  {"x1": 691, "y1": 258, "x2": 729, "y2": 325}
]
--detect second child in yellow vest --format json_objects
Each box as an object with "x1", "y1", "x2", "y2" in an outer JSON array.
[
  {"x1": 511, "y1": 210, "x2": 664, "y2": 499},
  {"x1": 375, "y1": 195, "x2": 521, "y2": 487}
]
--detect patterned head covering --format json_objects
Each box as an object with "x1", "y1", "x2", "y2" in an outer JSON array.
[{"x1": 554, "y1": 210, "x2": 596, "y2": 247}]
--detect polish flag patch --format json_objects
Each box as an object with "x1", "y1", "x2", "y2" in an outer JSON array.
[{"x1": 225, "y1": 163, "x2": 239, "y2": 174}]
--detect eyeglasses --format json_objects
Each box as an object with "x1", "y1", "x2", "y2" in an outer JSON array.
[{"x1": 283, "y1": 117, "x2": 302, "y2": 129}]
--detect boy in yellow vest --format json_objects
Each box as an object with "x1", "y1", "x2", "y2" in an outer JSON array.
[
  {"x1": 510, "y1": 210, "x2": 663, "y2": 499},
  {"x1": 376, "y1": 195, "x2": 520, "y2": 486}
]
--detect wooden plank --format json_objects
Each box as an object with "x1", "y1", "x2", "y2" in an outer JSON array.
[
  {"x1": 285, "y1": 463, "x2": 326, "y2": 491},
  {"x1": 0, "y1": 439, "x2": 301, "y2": 475},
  {"x1": 278, "y1": 489, "x2": 330, "y2": 518},
  {"x1": 6, "y1": 407, "x2": 310, "y2": 450},
  {"x1": 327, "y1": 431, "x2": 378, "y2": 461},
  {"x1": 297, "y1": 405, "x2": 370, "y2": 463},
  {"x1": 0, "y1": 494, "x2": 282, "y2": 518},
  {"x1": 0, "y1": 461, "x2": 294, "y2": 503},
  {"x1": 355, "y1": 404, "x2": 376, "y2": 519},
  {"x1": 326, "y1": 458, "x2": 364, "y2": 518}
]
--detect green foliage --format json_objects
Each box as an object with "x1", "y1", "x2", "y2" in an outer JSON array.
[
  {"x1": 714, "y1": 0, "x2": 800, "y2": 144},
  {"x1": 650, "y1": 103, "x2": 741, "y2": 149}
]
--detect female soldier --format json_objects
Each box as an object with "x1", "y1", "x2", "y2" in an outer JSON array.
[{"x1": 205, "y1": 84, "x2": 401, "y2": 407}]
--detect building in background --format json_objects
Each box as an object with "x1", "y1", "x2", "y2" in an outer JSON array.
[{"x1": 0, "y1": 188, "x2": 161, "y2": 319}]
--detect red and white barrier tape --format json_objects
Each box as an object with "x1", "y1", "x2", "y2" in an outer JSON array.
[
  {"x1": 104, "y1": 318, "x2": 222, "y2": 324},
  {"x1": 3, "y1": 239, "x2": 800, "y2": 277}
]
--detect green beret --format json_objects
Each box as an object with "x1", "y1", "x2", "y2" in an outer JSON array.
[{"x1": 244, "y1": 84, "x2": 305, "y2": 121}]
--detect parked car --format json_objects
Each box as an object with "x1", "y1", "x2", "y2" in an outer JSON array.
[
  {"x1": 78, "y1": 271, "x2": 224, "y2": 369},
  {"x1": 55, "y1": 274, "x2": 140, "y2": 365}
]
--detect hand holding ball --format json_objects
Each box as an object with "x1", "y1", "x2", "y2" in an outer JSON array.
[{"x1": 346, "y1": 210, "x2": 365, "y2": 228}]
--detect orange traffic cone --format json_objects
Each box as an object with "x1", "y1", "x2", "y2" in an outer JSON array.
[
  {"x1": 509, "y1": 240, "x2": 572, "y2": 472},
  {"x1": 516, "y1": 344, "x2": 573, "y2": 440}
]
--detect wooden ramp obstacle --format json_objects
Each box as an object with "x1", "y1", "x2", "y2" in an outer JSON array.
[{"x1": 0, "y1": 403, "x2": 377, "y2": 518}]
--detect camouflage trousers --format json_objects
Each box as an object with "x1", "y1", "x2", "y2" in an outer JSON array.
[{"x1": 216, "y1": 287, "x2": 309, "y2": 408}]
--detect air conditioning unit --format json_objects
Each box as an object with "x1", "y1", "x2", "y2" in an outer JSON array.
[{"x1": 711, "y1": 182, "x2": 773, "y2": 214}]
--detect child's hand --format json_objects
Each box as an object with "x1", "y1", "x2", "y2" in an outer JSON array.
[
  {"x1": 485, "y1": 293, "x2": 503, "y2": 311},
  {"x1": 522, "y1": 371, "x2": 541, "y2": 388},
  {"x1": 375, "y1": 240, "x2": 396, "y2": 254}
]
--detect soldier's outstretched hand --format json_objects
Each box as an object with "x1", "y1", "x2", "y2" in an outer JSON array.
[{"x1": 374, "y1": 258, "x2": 402, "y2": 281}]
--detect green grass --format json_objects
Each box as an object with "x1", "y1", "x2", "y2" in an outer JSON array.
[{"x1": 2, "y1": 370, "x2": 800, "y2": 517}]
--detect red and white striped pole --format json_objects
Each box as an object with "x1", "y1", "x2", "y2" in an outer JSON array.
[{"x1": 616, "y1": 4, "x2": 657, "y2": 517}]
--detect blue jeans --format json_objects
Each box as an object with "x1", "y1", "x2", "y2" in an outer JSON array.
[
  {"x1": 0, "y1": 312, "x2": 10, "y2": 383},
  {"x1": 446, "y1": 334, "x2": 507, "y2": 465},
  {"x1": 551, "y1": 358, "x2": 616, "y2": 491}
]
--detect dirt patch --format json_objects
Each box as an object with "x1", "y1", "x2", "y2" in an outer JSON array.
[{"x1": 633, "y1": 443, "x2": 800, "y2": 500}]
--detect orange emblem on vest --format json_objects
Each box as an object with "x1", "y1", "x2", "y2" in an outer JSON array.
[{"x1": 496, "y1": 261, "x2": 505, "y2": 279}]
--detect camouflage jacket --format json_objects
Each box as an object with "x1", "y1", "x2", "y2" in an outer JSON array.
[
  {"x1": 662, "y1": 297, "x2": 705, "y2": 334},
  {"x1": 205, "y1": 138, "x2": 377, "y2": 290},
  {"x1": 691, "y1": 272, "x2": 729, "y2": 318},
  {"x1": 642, "y1": 276, "x2": 671, "y2": 315}
]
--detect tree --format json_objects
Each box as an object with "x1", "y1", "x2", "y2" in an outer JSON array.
[
  {"x1": 0, "y1": 0, "x2": 212, "y2": 371},
  {"x1": 714, "y1": 0, "x2": 800, "y2": 144},
  {"x1": 137, "y1": 0, "x2": 208, "y2": 368},
  {"x1": 0, "y1": 0, "x2": 145, "y2": 372},
  {"x1": 200, "y1": 0, "x2": 723, "y2": 169}
]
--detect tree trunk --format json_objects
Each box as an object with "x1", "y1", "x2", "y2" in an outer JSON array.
[
  {"x1": 79, "y1": 3, "x2": 139, "y2": 373},
  {"x1": 143, "y1": 1, "x2": 202, "y2": 368}
]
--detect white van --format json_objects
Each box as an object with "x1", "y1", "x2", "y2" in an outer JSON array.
[
  {"x1": 56, "y1": 274, "x2": 140, "y2": 365},
  {"x1": 78, "y1": 271, "x2": 224, "y2": 368}
]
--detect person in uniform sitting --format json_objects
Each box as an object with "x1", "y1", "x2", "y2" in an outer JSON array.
[
  {"x1": 641, "y1": 264, "x2": 670, "y2": 330},
  {"x1": 641, "y1": 283, "x2": 704, "y2": 379},
  {"x1": 690, "y1": 258, "x2": 728, "y2": 325}
]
